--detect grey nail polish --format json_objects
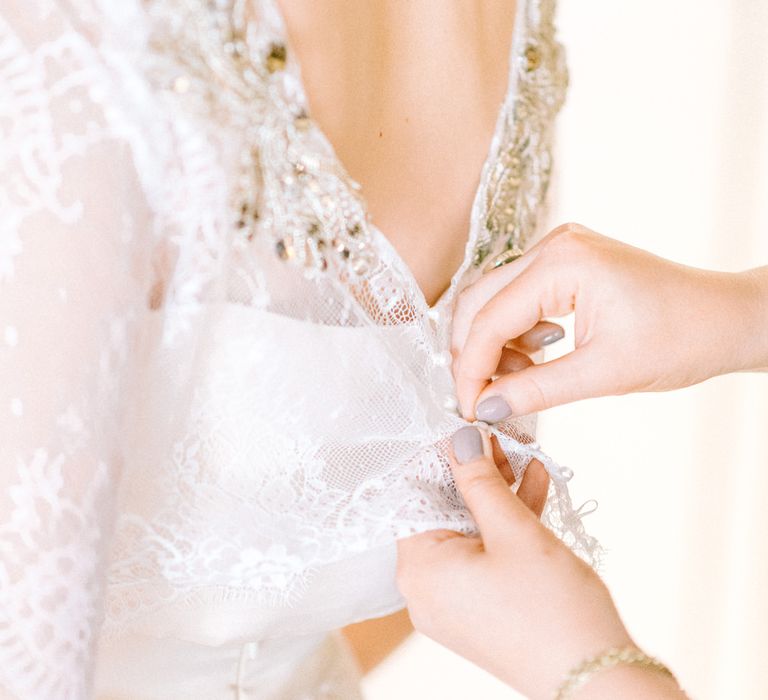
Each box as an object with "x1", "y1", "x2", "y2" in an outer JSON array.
[
  {"x1": 519, "y1": 322, "x2": 565, "y2": 350},
  {"x1": 539, "y1": 327, "x2": 565, "y2": 346},
  {"x1": 475, "y1": 395, "x2": 513, "y2": 423},
  {"x1": 452, "y1": 426, "x2": 484, "y2": 464}
]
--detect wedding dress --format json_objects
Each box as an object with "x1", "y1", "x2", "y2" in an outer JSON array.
[{"x1": 0, "y1": 0, "x2": 601, "y2": 698}]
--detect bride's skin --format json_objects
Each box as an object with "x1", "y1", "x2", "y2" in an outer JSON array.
[
  {"x1": 397, "y1": 223, "x2": 767, "y2": 697},
  {"x1": 276, "y1": 0, "x2": 517, "y2": 307}
]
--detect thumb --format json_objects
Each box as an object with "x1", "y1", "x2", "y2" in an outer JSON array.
[
  {"x1": 474, "y1": 350, "x2": 596, "y2": 420},
  {"x1": 450, "y1": 424, "x2": 538, "y2": 548}
]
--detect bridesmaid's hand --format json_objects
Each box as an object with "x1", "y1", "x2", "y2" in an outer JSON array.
[
  {"x1": 396, "y1": 425, "x2": 687, "y2": 700},
  {"x1": 396, "y1": 425, "x2": 636, "y2": 700},
  {"x1": 451, "y1": 223, "x2": 768, "y2": 421}
]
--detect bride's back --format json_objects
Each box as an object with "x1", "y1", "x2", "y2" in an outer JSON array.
[{"x1": 275, "y1": 0, "x2": 517, "y2": 305}]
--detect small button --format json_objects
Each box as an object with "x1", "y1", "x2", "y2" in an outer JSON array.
[
  {"x1": 432, "y1": 350, "x2": 452, "y2": 367},
  {"x1": 558, "y1": 466, "x2": 574, "y2": 481},
  {"x1": 442, "y1": 394, "x2": 459, "y2": 412},
  {"x1": 172, "y1": 75, "x2": 190, "y2": 93}
]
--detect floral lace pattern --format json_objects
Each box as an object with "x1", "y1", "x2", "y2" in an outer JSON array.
[{"x1": 0, "y1": 1, "x2": 600, "y2": 698}]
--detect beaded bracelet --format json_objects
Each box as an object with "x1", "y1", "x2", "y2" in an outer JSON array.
[{"x1": 554, "y1": 645, "x2": 678, "y2": 699}]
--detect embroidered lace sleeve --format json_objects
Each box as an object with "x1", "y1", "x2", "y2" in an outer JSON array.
[{"x1": 0, "y1": 5, "x2": 153, "y2": 697}]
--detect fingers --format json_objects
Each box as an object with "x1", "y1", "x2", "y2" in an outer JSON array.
[
  {"x1": 450, "y1": 226, "x2": 571, "y2": 361},
  {"x1": 450, "y1": 425, "x2": 538, "y2": 548},
  {"x1": 491, "y1": 433, "x2": 516, "y2": 486},
  {"x1": 512, "y1": 321, "x2": 565, "y2": 353},
  {"x1": 495, "y1": 346, "x2": 533, "y2": 375},
  {"x1": 472, "y1": 352, "x2": 594, "y2": 420},
  {"x1": 479, "y1": 324, "x2": 568, "y2": 421},
  {"x1": 451, "y1": 247, "x2": 544, "y2": 361},
  {"x1": 398, "y1": 438, "x2": 549, "y2": 588},
  {"x1": 454, "y1": 266, "x2": 576, "y2": 420},
  {"x1": 395, "y1": 528, "x2": 474, "y2": 596},
  {"x1": 516, "y1": 459, "x2": 550, "y2": 519},
  {"x1": 396, "y1": 528, "x2": 465, "y2": 563}
]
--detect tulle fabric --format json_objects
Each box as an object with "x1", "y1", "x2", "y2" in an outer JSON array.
[{"x1": 0, "y1": 0, "x2": 600, "y2": 697}]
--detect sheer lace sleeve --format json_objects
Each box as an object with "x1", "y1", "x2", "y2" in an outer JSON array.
[{"x1": 0, "y1": 5, "x2": 152, "y2": 697}]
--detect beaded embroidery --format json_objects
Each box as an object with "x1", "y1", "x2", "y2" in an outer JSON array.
[
  {"x1": 474, "y1": 0, "x2": 569, "y2": 266},
  {"x1": 147, "y1": 0, "x2": 567, "y2": 283},
  {"x1": 148, "y1": 0, "x2": 376, "y2": 280}
]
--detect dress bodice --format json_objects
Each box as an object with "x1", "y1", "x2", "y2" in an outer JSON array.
[{"x1": 0, "y1": 1, "x2": 600, "y2": 698}]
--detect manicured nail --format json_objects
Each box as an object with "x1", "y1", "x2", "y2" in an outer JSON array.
[
  {"x1": 539, "y1": 326, "x2": 565, "y2": 346},
  {"x1": 519, "y1": 322, "x2": 565, "y2": 349},
  {"x1": 452, "y1": 426, "x2": 484, "y2": 464},
  {"x1": 475, "y1": 395, "x2": 512, "y2": 423}
]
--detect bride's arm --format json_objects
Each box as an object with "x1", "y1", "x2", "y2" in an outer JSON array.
[{"x1": 342, "y1": 609, "x2": 414, "y2": 673}]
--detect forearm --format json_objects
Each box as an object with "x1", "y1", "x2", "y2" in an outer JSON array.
[
  {"x1": 696, "y1": 265, "x2": 768, "y2": 380},
  {"x1": 342, "y1": 608, "x2": 414, "y2": 674}
]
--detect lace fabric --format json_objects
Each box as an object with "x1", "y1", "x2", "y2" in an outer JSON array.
[{"x1": 0, "y1": 1, "x2": 601, "y2": 698}]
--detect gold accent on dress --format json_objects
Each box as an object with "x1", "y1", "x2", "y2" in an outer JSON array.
[
  {"x1": 265, "y1": 42, "x2": 287, "y2": 72},
  {"x1": 474, "y1": 0, "x2": 569, "y2": 268}
]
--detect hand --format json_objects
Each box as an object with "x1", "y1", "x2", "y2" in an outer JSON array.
[
  {"x1": 396, "y1": 425, "x2": 687, "y2": 700},
  {"x1": 451, "y1": 223, "x2": 768, "y2": 421}
]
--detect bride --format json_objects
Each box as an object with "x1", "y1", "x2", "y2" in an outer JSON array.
[{"x1": 0, "y1": 1, "x2": 599, "y2": 697}]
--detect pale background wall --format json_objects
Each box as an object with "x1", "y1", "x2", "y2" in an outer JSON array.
[{"x1": 364, "y1": 1, "x2": 768, "y2": 698}]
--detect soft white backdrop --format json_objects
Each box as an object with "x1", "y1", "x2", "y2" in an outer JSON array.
[{"x1": 364, "y1": 1, "x2": 768, "y2": 698}]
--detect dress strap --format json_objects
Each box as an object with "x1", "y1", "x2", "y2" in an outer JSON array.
[{"x1": 472, "y1": 0, "x2": 569, "y2": 268}]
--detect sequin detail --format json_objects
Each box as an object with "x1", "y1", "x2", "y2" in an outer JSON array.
[
  {"x1": 147, "y1": 0, "x2": 567, "y2": 282},
  {"x1": 474, "y1": 0, "x2": 569, "y2": 267},
  {"x1": 148, "y1": 0, "x2": 375, "y2": 277}
]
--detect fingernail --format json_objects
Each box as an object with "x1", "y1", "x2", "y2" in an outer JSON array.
[
  {"x1": 452, "y1": 426, "x2": 484, "y2": 464},
  {"x1": 539, "y1": 327, "x2": 565, "y2": 346},
  {"x1": 520, "y1": 323, "x2": 565, "y2": 349},
  {"x1": 476, "y1": 395, "x2": 513, "y2": 423}
]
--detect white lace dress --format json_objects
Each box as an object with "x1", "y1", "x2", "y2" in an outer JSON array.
[{"x1": 0, "y1": 1, "x2": 600, "y2": 698}]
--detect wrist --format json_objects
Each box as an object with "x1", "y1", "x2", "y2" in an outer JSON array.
[
  {"x1": 698, "y1": 266, "x2": 768, "y2": 377},
  {"x1": 739, "y1": 266, "x2": 768, "y2": 372},
  {"x1": 568, "y1": 662, "x2": 688, "y2": 700},
  {"x1": 554, "y1": 646, "x2": 687, "y2": 700}
]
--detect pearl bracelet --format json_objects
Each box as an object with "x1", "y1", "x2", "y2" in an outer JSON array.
[{"x1": 554, "y1": 645, "x2": 678, "y2": 700}]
